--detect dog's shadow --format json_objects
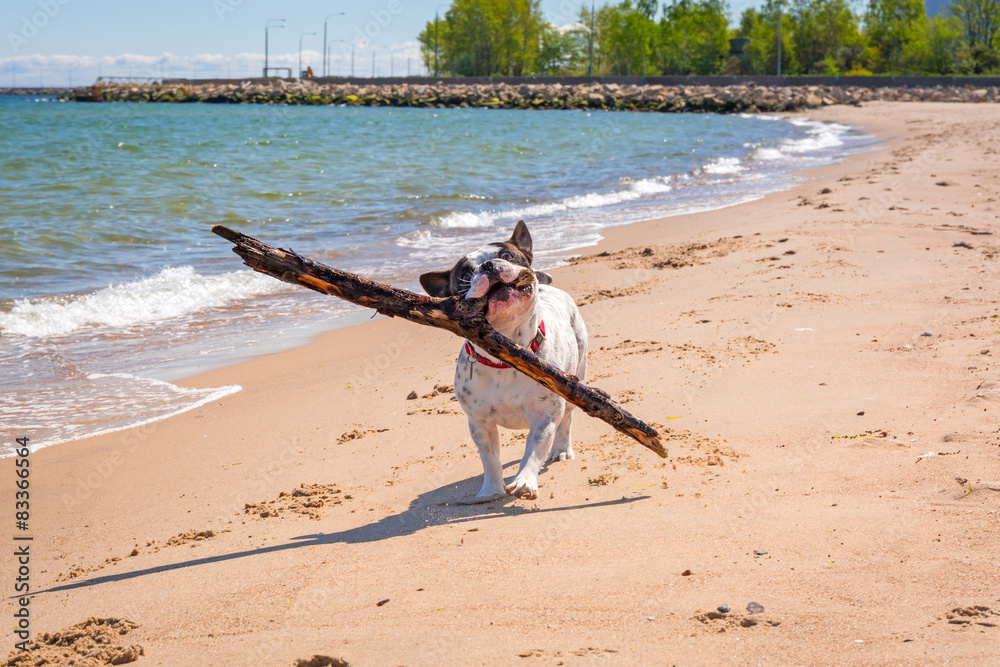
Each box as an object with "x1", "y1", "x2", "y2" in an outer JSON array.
[{"x1": 30, "y1": 462, "x2": 650, "y2": 597}]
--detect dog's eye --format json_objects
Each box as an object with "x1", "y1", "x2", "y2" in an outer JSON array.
[{"x1": 499, "y1": 251, "x2": 513, "y2": 261}]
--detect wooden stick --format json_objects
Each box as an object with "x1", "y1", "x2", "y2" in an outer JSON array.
[{"x1": 212, "y1": 225, "x2": 666, "y2": 457}]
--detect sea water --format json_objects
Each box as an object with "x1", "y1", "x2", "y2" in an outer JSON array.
[{"x1": 0, "y1": 95, "x2": 874, "y2": 453}]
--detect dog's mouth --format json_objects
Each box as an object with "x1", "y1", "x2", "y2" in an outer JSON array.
[
  {"x1": 486, "y1": 279, "x2": 532, "y2": 301},
  {"x1": 477, "y1": 273, "x2": 535, "y2": 316}
]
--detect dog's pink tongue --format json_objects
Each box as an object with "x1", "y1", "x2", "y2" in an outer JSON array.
[
  {"x1": 466, "y1": 274, "x2": 491, "y2": 299},
  {"x1": 487, "y1": 294, "x2": 515, "y2": 315},
  {"x1": 487, "y1": 286, "x2": 524, "y2": 315}
]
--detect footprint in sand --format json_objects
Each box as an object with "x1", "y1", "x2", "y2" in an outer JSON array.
[{"x1": 940, "y1": 605, "x2": 1000, "y2": 629}]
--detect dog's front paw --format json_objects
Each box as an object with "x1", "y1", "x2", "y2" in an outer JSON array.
[{"x1": 505, "y1": 476, "x2": 538, "y2": 500}]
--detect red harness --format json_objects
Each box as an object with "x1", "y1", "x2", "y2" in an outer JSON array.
[{"x1": 464, "y1": 321, "x2": 546, "y2": 370}]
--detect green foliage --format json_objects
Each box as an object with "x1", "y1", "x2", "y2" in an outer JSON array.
[
  {"x1": 865, "y1": 0, "x2": 926, "y2": 72},
  {"x1": 790, "y1": 0, "x2": 865, "y2": 73},
  {"x1": 418, "y1": 0, "x2": 547, "y2": 76},
  {"x1": 658, "y1": 0, "x2": 732, "y2": 74},
  {"x1": 417, "y1": 0, "x2": 1000, "y2": 77},
  {"x1": 949, "y1": 0, "x2": 1000, "y2": 50},
  {"x1": 949, "y1": 0, "x2": 1000, "y2": 72},
  {"x1": 898, "y1": 15, "x2": 963, "y2": 72},
  {"x1": 738, "y1": 2, "x2": 797, "y2": 74},
  {"x1": 580, "y1": 1, "x2": 658, "y2": 75},
  {"x1": 538, "y1": 25, "x2": 588, "y2": 75}
]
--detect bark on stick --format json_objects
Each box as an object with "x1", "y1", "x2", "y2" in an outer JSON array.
[{"x1": 212, "y1": 225, "x2": 666, "y2": 457}]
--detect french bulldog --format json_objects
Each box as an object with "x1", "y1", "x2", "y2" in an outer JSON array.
[{"x1": 419, "y1": 221, "x2": 588, "y2": 501}]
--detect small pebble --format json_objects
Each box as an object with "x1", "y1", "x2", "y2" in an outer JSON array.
[
  {"x1": 753, "y1": 550, "x2": 768, "y2": 556},
  {"x1": 856, "y1": 411, "x2": 865, "y2": 416},
  {"x1": 717, "y1": 605, "x2": 731, "y2": 614},
  {"x1": 681, "y1": 569, "x2": 692, "y2": 576},
  {"x1": 406, "y1": 390, "x2": 417, "y2": 400},
  {"x1": 747, "y1": 601, "x2": 765, "y2": 614},
  {"x1": 920, "y1": 332, "x2": 932, "y2": 337},
  {"x1": 646, "y1": 616, "x2": 654, "y2": 621}
]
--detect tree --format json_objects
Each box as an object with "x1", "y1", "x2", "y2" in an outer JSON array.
[
  {"x1": 537, "y1": 24, "x2": 587, "y2": 74},
  {"x1": 417, "y1": 0, "x2": 547, "y2": 76},
  {"x1": 658, "y1": 0, "x2": 732, "y2": 74},
  {"x1": 790, "y1": 0, "x2": 865, "y2": 73},
  {"x1": 636, "y1": 0, "x2": 659, "y2": 19},
  {"x1": 737, "y1": 2, "x2": 797, "y2": 74},
  {"x1": 581, "y1": 1, "x2": 658, "y2": 75},
  {"x1": 949, "y1": 0, "x2": 1000, "y2": 71},
  {"x1": 899, "y1": 14, "x2": 963, "y2": 72},
  {"x1": 865, "y1": 0, "x2": 926, "y2": 72},
  {"x1": 950, "y1": 0, "x2": 1000, "y2": 48}
]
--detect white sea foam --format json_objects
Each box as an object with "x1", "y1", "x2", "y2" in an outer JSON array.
[
  {"x1": 703, "y1": 157, "x2": 746, "y2": 174},
  {"x1": 0, "y1": 372, "x2": 242, "y2": 455},
  {"x1": 754, "y1": 147, "x2": 787, "y2": 161},
  {"x1": 0, "y1": 266, "x2": 288, "y2": 338},
  {"x1": 435, "y1": 210, "x2": 496, "y2": 228},
  {"x1": 751, "y1": 117, "x2": 849, "y2": 161},
  {"x1": 428, "y1": 177, "x2": 673, "y2": 232}
]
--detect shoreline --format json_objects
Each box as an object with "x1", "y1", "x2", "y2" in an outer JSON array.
[
  {"x1": 7, "y1": 101, "x2": 999, "y2": 665},
  {"x1": 172, "y1": 108, "x2": 884, "y2": 395},
  {"x1": 3, "y1": 108, "x2": 872, "y2": 455}
]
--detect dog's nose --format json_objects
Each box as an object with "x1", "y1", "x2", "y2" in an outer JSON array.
[{"x1": 480, "y1": 260, "x2": 496, "y2": 274}]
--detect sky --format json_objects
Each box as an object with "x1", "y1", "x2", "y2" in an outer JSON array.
[{"x1": 0, "y1": 0, "x2": 774, "y2": 87}]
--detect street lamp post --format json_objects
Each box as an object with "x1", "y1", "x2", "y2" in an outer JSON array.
[
  {"x1": 378, "y1": 45, "x2": 398, "y2": 78},
  {"x1": 323, "y1": 12, "x2": 345, "y2": 78},
  {"x1": 328, "y1": 40, "x2": 345, "y2": 77},
  {"x1": 265, "y1": 19, "x2": 285, "y2": 78},
  {"x1": 388, "y1": 47, "x2": 394, "y2": 78},
  {"x1": 299, "y1": 32, "x2": 317, "y2": 80}
]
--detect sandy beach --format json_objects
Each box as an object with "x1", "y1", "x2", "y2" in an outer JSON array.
[{"x1": 6, "y1": 101, "x2": 1000, "y2": 666}]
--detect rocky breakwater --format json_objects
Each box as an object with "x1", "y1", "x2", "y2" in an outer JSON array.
[
  {"x1": 63, "y1": 79, "x2": 1000, "y2": 112},
  {"x1": 2, "y1": 87, "x2": 72, "y2": 96}
]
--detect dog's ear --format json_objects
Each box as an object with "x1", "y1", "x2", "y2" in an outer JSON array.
[
  {"x1": 509, "y1": 220, "x2": 533, "y2": 264},
  {"x1": 534, "y1": 270, "x2": 554, "y2": 285},
  {"x1": 419, "y1": 270, "x2": 452, "y2": 297}
]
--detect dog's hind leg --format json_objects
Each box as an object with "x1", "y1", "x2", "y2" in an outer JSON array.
[
  {"x1": 469, "y1": 419, "x2": 507, "y2": 501},
  {"x1": 548, "y1": 408, "x2": 575, "y2": 462}
]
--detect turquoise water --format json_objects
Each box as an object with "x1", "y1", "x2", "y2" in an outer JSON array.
[{"x1": 0, "y1": 95, "x2": 873, "y2": 451}]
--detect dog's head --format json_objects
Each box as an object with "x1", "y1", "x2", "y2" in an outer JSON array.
[{"x1": 419, "y1": 220, "x2": 552, "y2": 327}]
